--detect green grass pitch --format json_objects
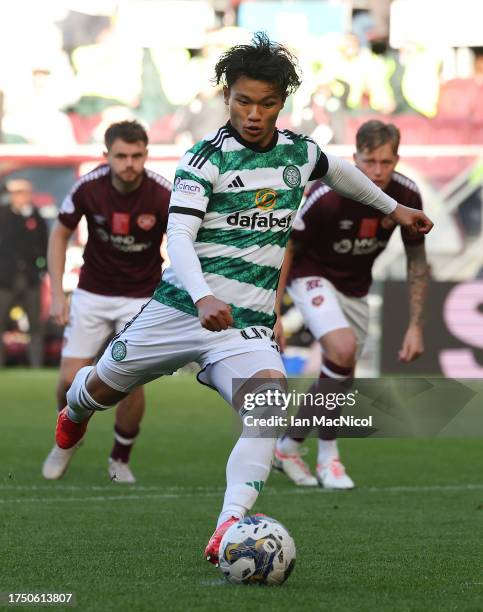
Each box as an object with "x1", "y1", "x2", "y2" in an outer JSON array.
[{"x1": 1, "y1": 369, "x2": 482, "y2": 611}]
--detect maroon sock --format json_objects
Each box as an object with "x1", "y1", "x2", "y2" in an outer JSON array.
[
  {"x1": 318, "y1": 357, "x2": 353, "y2": 441},
  {"x1": 110, "y1": 425, "x2": 139, "y2": 463},
  {"x1": 284, "y1": 359, "x2": 353, "y2": 443},
  {"x1": 284, "y1": 379, "x2": 320, "y2": 443}
]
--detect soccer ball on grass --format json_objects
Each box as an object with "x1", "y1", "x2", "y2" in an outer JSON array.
[{"x1": 218, "y1": 515, "x2": 296, "y2": 586}]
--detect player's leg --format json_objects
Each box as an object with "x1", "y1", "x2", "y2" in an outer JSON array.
[
  {"x1": 314, "y1": 289, "x2": 369, "y2": 487},
  {"x1": 55, "y1": 300, "x2": 200, "y2": 453},
  {"x1": 276, "y1": 327, "x2": 356, "y2": 488},
  {"x1": 43, "y1": 289, "x2": 119, "y2": 480},
  {"x1": 202, "y1": 349, "x2": 285, "y2": 565},
  {"x1": 108, "y1": 298, "x2": 149, "y2": 483},
  {"x1": 313, "y1": 327, "x2": 356, "y2": 489},
  {"x1": 56, "y1": 356, "x2": 94, "y2": 411},
  {"x1": 108, "y1": 387, "x2": 144, "y2": 483},
  {"x1": 42, "y1": 355, "x2": 95, "y2": 480},
  {"x1": 275, "y1": 277, "x2": 356, "y2": 488}
]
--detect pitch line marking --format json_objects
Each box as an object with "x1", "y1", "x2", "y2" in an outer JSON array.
[
  {"x1": 1, "y1": 483, "x2": 483, "y2": 504},
  {"x1": 0, "y1": 484, "x2": 226, "y2": 492},
  {"x1": 1, "y1": 482, "x2": 483, "y2": 493}
]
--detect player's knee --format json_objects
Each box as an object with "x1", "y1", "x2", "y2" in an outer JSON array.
[
  {"x1": 58, "y1": 363, "x2": 83, "y2": 395},
  {"x1": 239, "y1": 379, "x2": 286, "y2": 441},
  {"x1": 67, "y1": 366, "x2": 114, "y2": 412},
  {"x1": 322, "y1": 333, "x2": 357, "y2": 368}
]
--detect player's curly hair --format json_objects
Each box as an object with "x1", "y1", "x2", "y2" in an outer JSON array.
[{"x1": 213, "y1": 32, "x2": 302, "y2": 99}]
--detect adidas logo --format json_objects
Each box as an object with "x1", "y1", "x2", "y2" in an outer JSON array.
[
  {"x1": 227, "y1": 175, "x2": 244, "y2": 189},
  {"x1": 245, "y1": 480, "x2": 264, "y2": 492}
]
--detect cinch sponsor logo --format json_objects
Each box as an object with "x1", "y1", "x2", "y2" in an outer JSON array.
[
  {"x1": 174, "y1": 177, "x2": 202, "y2": 195},
  {"x1": 255, "y1": 188, "x2": 277, "y2": 210},
  {"x1": 227, "y1": 211, "x2": 294, "y2": 230}
]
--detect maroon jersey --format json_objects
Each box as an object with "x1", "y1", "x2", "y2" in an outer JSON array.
[
  {"x1": 289, "y1": 171, "x2": 424, "y2": 297},
  {"x1": 58, "y1": 164, "x2": 171, "y2": 298}
]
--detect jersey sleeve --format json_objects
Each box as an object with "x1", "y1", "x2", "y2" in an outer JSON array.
[
  {"x1": 307, "y1": 141, "x2": 329, "y2": 182},
  {"x1": 145, "y1": 170, "x2": 172, "y2": 232},
  {"x1": 157, "y1": 180, "x2": 172, "y2": 233},
  {"x1": 57, "y1": 186, "x2": 84, "y2": 229},
  {"x1": 169, "y1": 145, "x2": 219, "y2": 220},
  {"x1": 323, "y1": 154, "x2": 397, "y2": 214},
  {"x1": 166, "y1": 145, "x2": 220, "y2": 303},
  {"x1": 290, "y1": 182, "x2": 328, "y2": 246}
]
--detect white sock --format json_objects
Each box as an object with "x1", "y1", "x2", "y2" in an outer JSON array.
[
  {"x1": 317, "y1": 439, "x2": 339, "y2": 466},
  {"x1": 217, "y1": 437, "x2": 275, "y2": 528},
  {"x1": 66, "y1": 366, "x2": 108, "y2": 422},
  {"x1": 276, "y1": 436, "x2": 301, "y2": 456}
]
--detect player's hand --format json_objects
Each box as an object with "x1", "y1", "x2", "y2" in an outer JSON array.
[
  {"x1": 398, "y1": 324, "x2": 424, "y2": 363},
  {"x1": 50, "y1": 293, "x2": 70, "y2": 327},
  {"x1": 273, "y1": 318, "x2": 286, "y2": 353},
  {"x1": 390, "y1": 204, "x2": 433, "y2": 235},
  {"x1": 196, "y1": 295, "x2": 233, "y2": 332}
]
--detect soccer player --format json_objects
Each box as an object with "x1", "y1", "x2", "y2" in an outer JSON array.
[
  {"x1": 42, "y1": 120, "x2": 171, "y2": 483},
  {"x1": 274, "y1": 119, "x2": 429, "y2": 489},
  {"x1": 53, "y1": 34, "x2": 432, "y2": 564}
]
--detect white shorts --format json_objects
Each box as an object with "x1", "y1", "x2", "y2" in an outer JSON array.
[
  {"x1": 288, "y1": 276, "x2": 369, "y2": 358},
  {"x1": 62, "y1": 288, "x2": 149, "y2": 359},
  {"x1": 96, "y1": 299, "x2": 285, "y2": 399}
]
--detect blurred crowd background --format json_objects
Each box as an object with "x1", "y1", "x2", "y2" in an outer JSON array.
[
  {"x1": 1, "y1": 0, "x2": 482, "y2": 148},
  {"x1": 1, "y1": 0, "x2": 483, "y2": 376}
]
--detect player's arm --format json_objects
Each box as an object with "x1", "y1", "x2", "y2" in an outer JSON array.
[
  {"x1": 311, "y1": 152, "x2": 433, "y2": 235},
  {"x1": 167, "y1": 213, "x2": 233, "y2": 332},
  {"x1": 167, "y1": 161, "x2": 232, "y2": 332},
  {"x1": 48, "y1": 221, "x2": 75, "y2": 326},
  {"x1": 398, "y1": 241, "x2": 429, "y2": 363}
]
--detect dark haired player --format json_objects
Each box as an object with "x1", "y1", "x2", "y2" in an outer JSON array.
[
  {"x1": 274, "y1": 120, "x2": 429, "y2": 488},
  {"x1": 42, "y1": 120, "x2": 171, "y2": 483},
  {"x1": 52, "y1": 34, "x2": 432, "y2": 564}
]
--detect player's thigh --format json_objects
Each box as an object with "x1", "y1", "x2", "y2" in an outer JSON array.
[
  {"x1": 288, "y1": 277, "x2": 351, "y2": 341},
  {"x1": 59, "y1": 356, "x2": 94, "y2": 387},
  {"x1": 96, "y1": 300, "x2": 201, "y2": 394},
  {"x1": 200, "y1": 350, "x2": 286, "y2": 408},
  {"x1": 62, "y1": 289, "x2": 114, "y2": 359}
]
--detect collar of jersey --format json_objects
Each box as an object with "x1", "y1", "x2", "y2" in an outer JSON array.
[{"x1": 226, "y1": 121, "x2": 279, "y2": 153}]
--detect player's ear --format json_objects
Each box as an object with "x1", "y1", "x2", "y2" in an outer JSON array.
[
  {"x1": 353, "y1": 153, "x2": 358, "y2": 164},
  {"x1": 223, "y1": 87, "x2": 230, "y2": 106},
  {"x1": 103, "y1": 150, "x2": 108, "y2": 160}
]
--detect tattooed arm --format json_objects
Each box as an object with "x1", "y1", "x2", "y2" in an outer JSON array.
[{"x1": 398, "y1": 241, "x2": 430, "y2": 363}]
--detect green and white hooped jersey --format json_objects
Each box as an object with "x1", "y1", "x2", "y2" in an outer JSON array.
[{"x1": 153, "y1": 122, "x2": 329, "y2": 329}]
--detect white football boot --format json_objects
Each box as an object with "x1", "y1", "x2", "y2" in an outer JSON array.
[
  {"x1": 273, "y1": 447, "x2": 318, "y2": 486},
  {"x1": 108, "y1": 459, "x2": 136, "y2": 483},
  {"x1": 316, "y1": 458, "x2": 355, "y2": 490},
  {"x1": 42, "y1": 444, "x2": 79, "y2": 480}
]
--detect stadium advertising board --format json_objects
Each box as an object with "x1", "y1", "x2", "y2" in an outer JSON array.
[{"x1": 381, "y1": 280, "x2": 483, "y2": 376}]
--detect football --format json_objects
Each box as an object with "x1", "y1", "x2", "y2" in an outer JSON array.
[{"x1": 218, "y1": 515, "x2": 296, "y2": 586}]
